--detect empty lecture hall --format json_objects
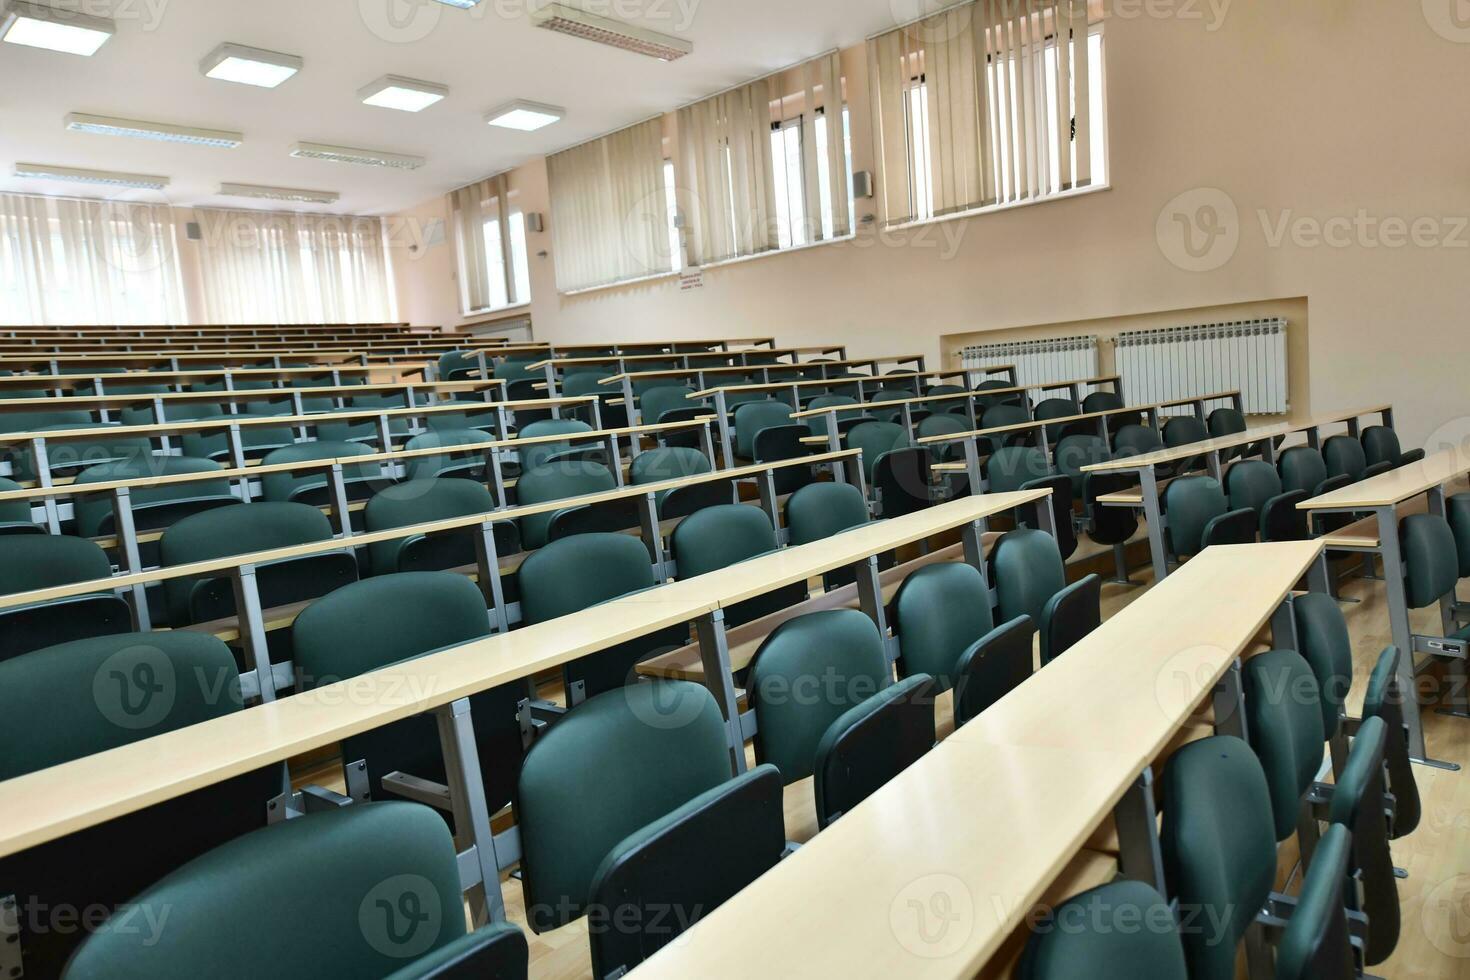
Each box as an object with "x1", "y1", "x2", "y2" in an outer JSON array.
[{"x1": 3, "y1": 0, "x2": 1470, "y2": 977}]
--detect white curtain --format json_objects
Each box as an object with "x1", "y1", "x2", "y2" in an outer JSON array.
[
  {"x1": 546, "y1": 117, "x2": 672, "y2": 293},
  {"x1": 448, "y1": 173, "x2": 522, "y2": 314},
  {"x1": 677, "y1": 51, "x2": 851, "y2": 266},
  {"x1": 194, "y1": 208, "x2": 395, "y2": 324},
  {"x1": 0, "y1": 193, "x2": 187, "y2": 325},
  {"x1": 868, "y1": 0, "x2": 1097, "y2": 226}
]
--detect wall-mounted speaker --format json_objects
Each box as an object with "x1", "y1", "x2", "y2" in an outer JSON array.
[
  {"x1": 525, "y1": 212, "x2": 545, "y2": 233},
  {"x1": 853, "y1": 171, "x2": 875, "y2": 200},
  {"x1": 185, "y1": 221, "x2": 202, "y2": 241}
]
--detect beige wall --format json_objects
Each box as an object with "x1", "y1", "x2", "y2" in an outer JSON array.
[{"x1": 390, "y1": 2, "x2": 1470, "y2": 446}]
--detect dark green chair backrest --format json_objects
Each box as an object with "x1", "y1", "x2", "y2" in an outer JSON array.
[
  {"x1": 640, "y1": 385, "x2": 702, "y2": 425},
  {"x1": 0, "y1": 475, "x2": 40, "y2": 533},
  {"x1": 915, "y1": 413, "x2": 969, "y2": 457},
  {"x1": 1162, "y1": 415, "x2": 1208, "y2": 448},
  {"x1": 518, "y1": 681, "x2": 732, "y2": 932},
  {"x1": 1363, "y1": 646, "x2": 1421, "y2": 839},
  {"x1": 1160, "y1": 736, "x2": 1278, "y2": 980},
  {"x1": 629, "y1": 446, "x2": 711, "y2": 485},
  {"x1": 1278, "y1": 446, "x2": 1328, "y2": 496},
  {"x1": 1226, "y1": 459, "x2": 1282, "y2": 519},
  {"x1": 671, "y1": 503, "x2": 777, "y2": 579},
  {"x1": 980, "y1": 403, "x2": 1029, "y2": 431},
  {"x1": 437, "y1": 348, "x2": 479, "y2": 379},
  {"x1": 260, "y1": 440, "x2": 384, "y2": 504},
  {"x1": 62, "y1": 802, "x2": 523, "y2": 979},
  {"x1": 425, "y1": 399, "x2": 500, "y2": 434},
  {"x1": 403, "y1": 428, "x2": 496, "y2": 482},
  {"x1": 734, "y1": 400, "x2": 793, "y2": 459},
  {"x1": 1018, "y1": 881, "x2": 1187, "y2": 980},
  {"x1": 987, "y1": 445, "x2": 1050, "y2": 493},
  {"x1": 975, "y1": 378, "x2": 1019, "y2": 406},
  {"x1": 813, "y1": 673, "x2": 936, "y2": 828},
  {"x1": 1274, "y1": 825, "x2": 1355, "y2": 980},
  {"x1": 179, "y1": 412, "x2": 295, "y2": 461},
  {"x1": 891, "y1": 561, "x2": 994, "y2": 692},
  {"x1": 0, "y1": 533, "x2": 132, "y2": 660},
  {"x1": 1164, "y1": 475, "x2": 1228, "y2": 558},
  {"x1": 364, "y1": 479, "x2": 501, "y2": 575},
  {"x1": 1112, "y1": 423, "x2": 1164, "y2": 458},
  {"x1": 953, "y1": 616, "x2": 1034, "y2": 727},
  {"x1": 1032, "y1": 398, "x2": 1079, "y2": 440},
  {"x1": 515, "y1": 460, "x2": 617, "y2": 550},
  {"x1": 1360, "y1": 426, "x2": 1404, "y2": 468},
  {"x1": 1322, "y1": 434, "x2": 1368, "y2": 482},
  {"x1": 562, "y1": 371, "x2": 611, "y2": 398},
  {"x1": 804, "y1": 395, "x2": 860, "y2": 436},
  {"x1": 1292, "y1": 592, "x2": 1354, "y2": 738},
  {"x1": 1242, "y1": 650, "x2": 1327, "y2": 842},
  {"x1": 1081, "y1": 390, "x2": 1125, "y2": 414},
  {"x1": 990, "y1": 528, "x2": 1066, "y2": 627},
  {"x1": 13, "y1": 424, "x2": 152, "y2": 480},
  {"x1": 0, "y1": 532, "x2": 113, "y2": 596},
  {"x1": 1328, "y1": 717, "x2": 1399, "y2": 965},
  {"x1": 1400, "y1": 512, "x2": 1459, "y2": 609},
  {"x1": 748, "y1": 609, "x2": 891, "y2": 784},
  {"x1": 1054, "y1": 434, "x2": 1109, "y2": 496},
  {"x1": 496, "y1": 356, "x2": 542, "y2": 381},
  {"x1": 1039, "y1": 574, "x2": 1100, "y2": 665},
  {"x1": 519, "y1": 418, "x2": 597, "y2": 472},
  {"x1": 1447, "y1": 492, "x2": 1470, "y2": 577},
  {"x1": 1207, "y1": 407, "x2": 1247, "y2": 440},
  {"x1": 845, "y1": 420, "x2": 905, "y2": 481},
  {"x1": 518, "y1": 532, "x2": 655, "y2": 625},
  {"x1": 72, "y1": 454, "x2": 234, "y2": 537},
  {"x1": 785, "y1": 481, "x2": 870, "y2": 546}
]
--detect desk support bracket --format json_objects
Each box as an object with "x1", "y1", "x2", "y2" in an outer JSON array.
[
  {"x1": 1115, "y1": 767, "x2": 1166, "y2": 897},
  {"x1": 695, "y1": 609, "x2": 749, "y2": 776}
]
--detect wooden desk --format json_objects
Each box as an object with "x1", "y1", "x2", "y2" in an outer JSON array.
[{"x1": 636, "y1": 541, "x2": 1321, "y2": 979}]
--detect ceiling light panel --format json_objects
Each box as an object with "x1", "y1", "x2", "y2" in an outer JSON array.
[
  {"x1": 14, "y1": 163, "x2": 169, "y2": 189},
  {"x1": 485, "y1": 99, "x2": 563, "y2": 131},
  {"x1": 65, "y1": 112, "x2": 243, "y2": 148},
  {"x1": 358, "y1": 75, "x2": 448, "y2": 113},
  {"x1": 433, "y1": 0, "x2": 481, "y2": 7},
  {"x1": 219, "y1": 182, "x2": 339, "y2": 204},
  {"x1": 201, "y1": 42, "x2": 302, "y2": 88},
  {"x1": 0, "y1": 0, "x2": 113, "y2": 56},
  {"x1": 289, "y1": 142, "x2": 425, "y2": 170},
  {"x1": 531, "y1": 3, "x2": 691, "y2": 61}
]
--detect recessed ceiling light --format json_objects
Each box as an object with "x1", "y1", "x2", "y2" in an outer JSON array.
[
  {"x1": 14, "y1": 163, "x2": 169, "y2": 189},
  {"x1": 65, "y1": 112, "x2": 243, "y2": 148},
  {"x1": 433, "y1": 0, "x2": 481, "y2": 7},
  {"x1": 1, "y1": 0, "x2": 114, "y2": 56},
  {"x1": 289, "y1": 141, "x2": 425, "y2": 170},
  {"x1": 200, "y1": 42, "x2": 301, "y2": 88},
  {"x1": 358, "y1": 75, "x2": 448, "y2": 113},
  {"x1": 219, "y1": 182, "x2": 339, "y2": 204},
  {"x1": 485, "y1": 99, "x2": 564, "y2": 132},
  {"x1": 531, "y1": 3, "x2": 691, "y2": 61}
]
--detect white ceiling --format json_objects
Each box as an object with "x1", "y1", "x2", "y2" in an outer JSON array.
[{"x1": 0, "y1": 0, "x2": 908, "y2": 215}]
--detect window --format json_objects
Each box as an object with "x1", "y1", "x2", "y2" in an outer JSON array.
[
  {"x1": 448, "y1": 173, "x2": 531, "y2": 313},
  {"x1": 770, "y1": 119, "x2": 805, "y2": 249},
  {"x1": 663, "y1": 160, "x2": 683, "y2": 273},
  {"x1": 815, "y1": 108, "x2": 856, "y2": 242}
]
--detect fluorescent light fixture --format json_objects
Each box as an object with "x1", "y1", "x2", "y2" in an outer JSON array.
[
  {"x1": 289, "y1": 141, "x2": 425, "y2": 170},
  {"x1": 1, "y1": 0, "x2": 113, "y2": 55},
  {"x1": 358, "y1": 75, "x2": 448, "y2": 113},
  {"x1": 13, "y1": 163, "x2": 168, "y2": 189},
  {"x1": 200, "y1": 42, "x2": 301, "y2": 88},
  {"x1": 65, "y1": 112, "x2": 243, "y2": 148},
  {"x1": 531, "y1": 2, "x2": 691, "y2": 61},
  {"x1": 485, "y1": 99, "x2": 563, "y2": 132},
  {"x1": 219, "y1": 182, "x2": 339, "y2": 204},
  {"x1": 433, "y1": 0, "x2": 481, "y2": 7}
]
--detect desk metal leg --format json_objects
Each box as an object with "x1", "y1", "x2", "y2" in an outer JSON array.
[
  {"x1": 1139, "y1": 469, "x2": 1170, "y2": 581},
  {"x1": 1213, "y1": 658, "x2": 1248, "y2": 741},
  {"x1": 1270, "y1": 597, "x2": 1298, "y2": 652},
  {"x1": 1114, "y1": 767, "x2": 1167, "y2": 897},
  {"x1": 231, "y1": 565, "x2": 279, "y2": 703},
  {"x1": 435, "y1": 697, "x2": 505, "y2": 925},
  {"x1": 855, "y1": 555, "x2": 896, "y2": 666},
  {"x1": 695, "y1": 609, "x2": 749, "y2": 776},
  {"x1": 111, "y1": 487, "x2": 151, "y2": 632}
]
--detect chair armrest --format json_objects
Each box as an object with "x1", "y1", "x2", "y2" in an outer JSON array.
[
  {"x1": 1400, "y1": 448, "x2": 1426, "y2": 466},
  {"x1": 386, "y1": 922, "x2": 528, "y2": 980},
  {"x1": 1364, "y1": 461, "x2": 1394, "y2": 479}
]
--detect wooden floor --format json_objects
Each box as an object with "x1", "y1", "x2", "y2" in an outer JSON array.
[{"x1": 295, "y1": 549, "x2": 1470, "y2": 978}]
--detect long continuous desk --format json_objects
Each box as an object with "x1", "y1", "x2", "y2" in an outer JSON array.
[{"x1": 634, "y1": 540, "x2": 1324, "y2": 978}]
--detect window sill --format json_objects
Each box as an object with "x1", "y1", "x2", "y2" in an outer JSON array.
[
  {"x1": 885, "y1": 181, "x2": 1112, "y2": 232},
  {"x1": 462, "y1": 301, "x2": 532, "y2": 318}
]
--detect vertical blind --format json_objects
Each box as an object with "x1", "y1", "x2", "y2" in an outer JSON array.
[
  {"x1": 546, "y1": 117, "x2": 671, "y2": 293},
  {"x1": 194, "y1": 209, "x2": 394, "y2": 325},
  {"x1": 0, "y1": 193, "x2": 186, "y2": 325},
  {"x1": 448, "y1": 173, "x2": 521, "y2": 314},
  {"x1": 676, "y1": 51, "x2": 851, "y2": 266},
  {"x1": 868, "y1": 0, "x2": 1097, "y2": 226}
]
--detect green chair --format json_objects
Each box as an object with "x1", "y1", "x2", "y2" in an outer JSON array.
[
  {"x1": 1274, "y1": 825, "x2": 1357, "y2": 980},
  {"x1": 1226, "y1": 459, "x2": 1284, "y2": 525},
  {"x1": 63, "y1": 802, "x2": 529, "y2": 980},
  {"x1": 989, "y1": 528, "x2": 1065, "y2": 627},
  {"x1": 1081, "y1": 390, "x2": 1126, "y2": 414},
  {"x1": 953, "y1": 616, "x2": 1035, "y2": 727},
  {"x1": 180, "y1": 412, "x2": 296, "y2": 462},
  {"x1": 1361, "y1": 426, "x2": 1424, "y2": 470},
  {"x1": 1112, "y1": 423, "x2": 1164, "y2": 458},
  {"x1": 733, "y1": 400, "x2": 794, "y2": 461},
  {"x1": 293, "y1": 572, "x2": 525, "y2": 814},
  {"x1": 845, "y1": 420, "x2": 905, "y2": 482},
  {"x1": 496, "y1": 356, "x2": 543, "y2": 382},
  {"x1": 588, "y1": 765, "x2": 785, "y2": 977},
  {"x1": 640, "y1": 384, "x2": 705, "y2": 427},
  {"x1": 11, "y1": 423, "x2": 153, "y2": 481},
  {"x1": 1362, "y1": 647, "x2": 1421, "y2": 839},
  {"x1": 872, "y1": 445, "x2": 934, "y2": 518},
  {"x1": 0, "y1": 534, "x2": 130, "y2": 662},
  {"x1": 71, "y1": 454, "x2": 236, "y2": 538},
  {"x1": 1323, "y1": 434, "x2": 1376, "y2": 483},
  {"x1": 0, "y1": 475, "x2": 42, "y2": 534},
  {"x1": 628, "y1": 446, "x2": 731, "y2": 520},
  {"x1": 437, "y1": 348, "x2": 485, "y2": 381},
  {"x1": 1278, "y1": 446, "x2": 1335, "y2": 497},
  {"x1": 1292, "y1": 592, "x2": 1355, "y2": 750},
  {"x1": 518, "y1": 533, "x2": 681, "y2": 700},
  {"x1": 311, "y1": 393, "x2": 413, "y2": 444},
  {"x1": 1018, "y1": 881, "x2": 1187, "y2": 980},
  {"x1": 975, "y1": 378, "x2": 1020, "y2": 408},
  {"x1": 514, "y1": 459, "x2": 620, "y2": 550},
  {"x1": 424, "y1": 399, "x2": 501, "y2": 435},
  {"x1": 865, "y1": 387, "x2": 914, "y2": 424},
  {"x1": 1400, "y1": 512, "x2": 1464, "y2": 627},
  {"x1": 364, "y1": 479, "x2": 517, "y2": 576},
  {"x1": 259, "y1": 440, "x2": 385, "y2": 507},
  {"x1": 1054, "y1": 433, "x2": 1109, "y2": 500},
  {"x1": 518, "y1": 418, "x2": 600, "y2": 473},
  {"x1": 1039, "y1": 574, "x2": 1100, "y2": 665},
  {"x1": 1448, "y1": 493, "x2": 1470, "y2": 576},
  {"x1": 0, "y1": 631, "x2": 275, "y2": 978},
  {"x1": 1165, "y1": 475, "x2": 1256, "y2": 558},
  {"x1": 403, "y1": 428, "x2": 497, "y2": 482},
  {"x1": 1162, "y1": 414, "x2": 1208, "y2": 448},
  {"x1": 890, "y1": 562, "x2": 994, "y2": 692},
  {"x1": 753, "y1": 423, "x2": 816, "y2": 494},
  {"x1": 814, "y1": 673, "x2": 935, "y2": 828},
  {"x1": 158, "y1": 502, "x2": 357, "y2": 627},
  {"x1": 1242, "y1": 650, "x2": 1327, "y2": 843},
  {"x1": 804, "y1": 395, "x2": 861, "y2": 437},
  {"x1": 1080, "y1": 472, "x2": 1140, "y2": 573},
  {"x1": 747, "y1": 609, "x2": 891, "y2": 784},
  {"x1": 518, "y1": 681, "x2": 733, "y2": 932},
  {"x1": 1033, "y1": 397, "x2": 1079, "y2": 443},
  {"x1": 785, "y1": 481, "x2": 878, "y2": 591},
  {"x1": 1208, "y1": 406, "x2": 1249, "y2": 461},
  {"x1": 1329, "y1": 718, "x2": 1399, "y2": 965},
  {"x1": 672, "y1": 504, "x2": 806, "y2": 626},
  {"x1": 916, "y1": 413, "x2": 969, "y2": 461},
  {"x1": 923, "y1": 384, "x2": 968, "y2": 414},
  {"x1": 986, "y1": 445, "x2": 1050, "y2": 493}
]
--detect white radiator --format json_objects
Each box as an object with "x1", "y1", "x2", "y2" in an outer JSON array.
[
  {"x1": 1114, "y1": 319, "x2": 1289, "y2": 415},
  {"x1": 960, "y1": 335, "x2": 1101, "y2": 393}
]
